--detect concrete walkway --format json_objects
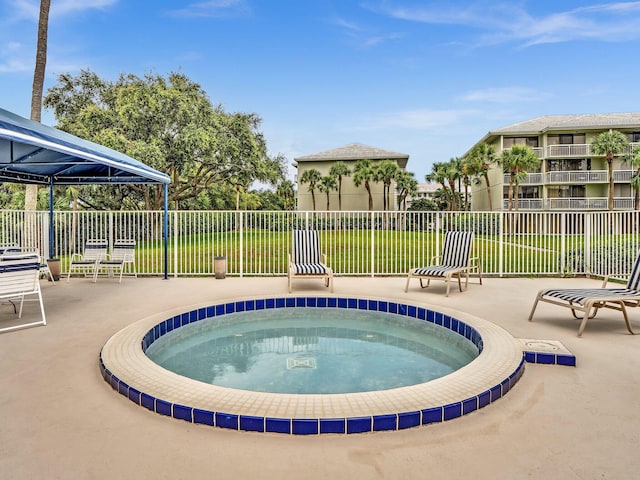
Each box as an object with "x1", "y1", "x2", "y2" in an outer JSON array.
[{"x1": 2, "y1": 274, "x2": 639, "y2": 479}]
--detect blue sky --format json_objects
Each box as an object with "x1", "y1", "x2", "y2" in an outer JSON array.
[{"x1": 1, "y1": 0, "x2": 639, "y2": 183}]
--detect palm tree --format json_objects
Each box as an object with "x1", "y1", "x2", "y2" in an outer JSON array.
[
  {"x1": 276, "y1": 180, "x2": 296, "y2": 210},
  {"x1": 24, "y1": 0, "x2": 51, "y2": 247},
  {"x1": 465, "y1": 143, "x2": 497, "y2": 211},
  {"x1": 317, "y1": 176, "x2": 337, "y2": 211},
  {"x1": 426, "y1": 162, "x2": 452, "y2": 210},
  {"x1": 458, "y1": 157, "x2": 472, "y2": 211},
  {"x1": 498, "y1": 145, "x2": 541, "y2": 211},
  {"x1": 353, "y1": 159, "x2": 376, "y2": 211},
  {"x1": 395, "y1": 171, "x2": 418, "y2": 211},
  {"x1": 443, "y1": 158, "x2": 462, "y2": 211},
  {"x1": 375, "y1": 160, "x2": 400, "y2": 211},
  {"x1": 591, "y1": 129, "x2": 630, "y2": 211},
  {"x1": 300, "y1": 168, "x2": 322, "y2": 211},
  {"x1": 328, "y1": 161, "x2": 351, "y2": 211},
  {"x1": 624, "y1": 146, "x2": 640, "y2": 210}
]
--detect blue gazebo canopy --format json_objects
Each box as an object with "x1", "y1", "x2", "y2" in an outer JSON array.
[
  {"x1": 0, "y1": 107, "x2": 170, "y2": 278},
  {"x1": 0, "y1": 107, "x2": 169, "y2": 185}
]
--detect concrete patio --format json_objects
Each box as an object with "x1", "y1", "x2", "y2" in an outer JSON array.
[{"x1": 2, "y1": 274, "x2": 639, "y2": 479}]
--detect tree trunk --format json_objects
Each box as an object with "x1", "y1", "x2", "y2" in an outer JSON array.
[
  {"x1": 607, "y1": 156, "x2": 614, "y2": 211},
  {"x1": 483, "y1": 174, "x2": 493, "y2": 211},
  {"x1": 25, "y1": 0, "x2": 51, "y2": 212},
  {"x1": 338, "y1": 178, "x2": 342, "y2": 211}
]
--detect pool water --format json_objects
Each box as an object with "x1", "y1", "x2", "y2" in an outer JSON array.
[{"x1": 146, "y1": 308, "x2": 479, "y2": 394}]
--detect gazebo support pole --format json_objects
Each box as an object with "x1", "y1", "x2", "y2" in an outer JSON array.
[
  {"x1": 163, "y1": 183, "x2": 169, "y2": 280},
  {"x1": 48, "y1": 178, "x2": 55, "y2": 259}
]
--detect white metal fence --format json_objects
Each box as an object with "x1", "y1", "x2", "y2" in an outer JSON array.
[{"x1": 1, "y1": 209, "x2": 639, "y2": 278}]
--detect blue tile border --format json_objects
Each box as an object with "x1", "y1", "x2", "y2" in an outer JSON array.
[{"x1": 101, "y1": 296, "x2": 525, "y2": 435}]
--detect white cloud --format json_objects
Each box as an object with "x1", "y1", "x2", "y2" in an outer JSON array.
[
  {"x1": 365, "y1": 1, "x2": 640, "y2": 47},
  {"x1": 460, "y1": 87, "x2": 550, "y2": 104},
  {"x1": 5, "y1": 0, "x2": 117, "y2": 21},
  {"x1": 166, "y1": 0, "x2": 250, "y2": 18}
]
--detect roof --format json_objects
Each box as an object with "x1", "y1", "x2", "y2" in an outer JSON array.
[
  {"x1": 489, "y1": 112, "x2": 640, "y2": 135},
  {"x1": 0, "y1": 107, "x2": 170, "y2": 186},
  {"x1": 294, "y1": 143, "x2": 409, "y2": 167}
]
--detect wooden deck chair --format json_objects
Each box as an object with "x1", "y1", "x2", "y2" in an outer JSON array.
[
  {"x1": 94, "y1": 240, "x2": 137, "y2": 283},
  {"x1": 288, "y1": 230, "x2": 333, "y2": 293},
  {"x1": 0, "y1": 253, "x2": 46, "y2": 333},
  {"x1": 528, "y1": 252, "x2": 640, "y2": 337},
  {"x1": 405, "y1": 231, "x2": 482, "y2": 297},
  {"x1": 67, "y1": 240, "x2": 108, "y2": 282}
]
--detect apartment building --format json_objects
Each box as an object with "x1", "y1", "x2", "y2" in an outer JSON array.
[
  {"x1": 294, "y1": 143, "x2": 409, "y2": 211},
  {"x1": 469, "y1": 113, "x2": 640, "y2": 211}
]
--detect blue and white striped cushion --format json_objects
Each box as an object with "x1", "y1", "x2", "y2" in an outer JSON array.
[
  {"x1": 292, "y1": 230, "x2": 321, "y2": 264},
  {"x1": 626, "y1": 252, "x2": 640, "y2": 290},
  {"x1": 412, "y1": 265, "x2": 462, "y2": 277},
  {"x1": 440, "y1": 231, "x2": 473, "y2": 267},
  {"x1": 292, "y1": 263, "x2": 329, "y2": 275},
  {"x1": 543, "y1": 288, "x2": 640, "y2": 303}
]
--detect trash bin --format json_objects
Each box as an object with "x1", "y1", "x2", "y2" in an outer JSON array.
[
  {"x1": 214, "y1": 256, "x2": 226, "y2": 279},
  {"x1": 46, "y1": 258, "x2": 61, "y2": 281}
]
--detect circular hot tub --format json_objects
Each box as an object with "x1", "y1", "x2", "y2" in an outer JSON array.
[{"x1": 100, "y1": 296, "x2": 524, "y2": 434}]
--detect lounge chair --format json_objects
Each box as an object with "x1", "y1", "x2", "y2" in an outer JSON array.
[
  {"x1": 405, "y1": 231, "x2": 482, "y2": 297},
  {"x1": 288, "y1": 230, "x2": 333, "y2": 293},
  {"x1": 94, "y1": 240, "x2": 137, "y2": 283},
  {"x1": 67, "y1": 240, "x2": 108, "y2": 282},
  {"x1": 0, "y1": 246, "x2": 56, "y2": 283},
  {"x1": 0, "y1": 253, "x2": 46, "y2": 333},
  {"x1": 528, "y1": 253, "x2": 640, "y2": 336}
]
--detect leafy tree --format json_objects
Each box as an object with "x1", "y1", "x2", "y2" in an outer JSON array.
[
  {"x1": 591, "y1": 129, "x2": 629, "y2": 211},
  {"x1": 443, "y1": 158, "x2": 462, "y2": 211},
  {"x1": 375, "y1": 160, "x2": 400, "y2": 211},
  {"x1": 624, "y1": 146, "x2": 640, "y2": 210},
  {"x1": 329, "y1": 161, "x2": 351, "y2": 211},
  {"x1": 300, "y1": 168, "x2": 322, "y2": 211},
  {"x1": 43, "y1": 70, "x2": 285, "y2": 210},
  {"x1": 407, "y1": 197, "x2": 439, "y2": 211},
  {"x1": 317, "y1": 176, "x2": 337, "y2": 211},
  {"x1": 465, "y1": 143, "x2": 497, "y2": 211},
  {"x1": 498, "y1": 145, "x2": 540, "y2": 211},
  {"x1": 353, "y1": 159, "x2": 376, "y2": 211}
]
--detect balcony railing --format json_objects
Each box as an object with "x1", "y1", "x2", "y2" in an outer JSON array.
[
  {"x1": 505, "y1": 170, "x2": 634, "y2": 185},
  {"x1": 505, "y1": 142, "x2": 639, "y2": 158},
  {"x1": 508, "y1": 197, "x2": 635, "y2": 210}
]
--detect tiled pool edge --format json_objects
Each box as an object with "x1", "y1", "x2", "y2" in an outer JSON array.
[{"x1": 100, "y1": 296, "x2": 526, "y2": 435}]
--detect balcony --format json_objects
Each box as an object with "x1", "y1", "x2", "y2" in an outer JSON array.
[
  {"x1": 505, "y1": 170, "x2": 634, "y2": 185},
  {"x1": 504, "y1": 142, "x2": 639, "y2": 158},
  {"x1": 509, "y1": 197, "x2": 634, "y2": 210}
]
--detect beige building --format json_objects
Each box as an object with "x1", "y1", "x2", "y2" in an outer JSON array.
[
  {"x1": 294, "y1": 144, "x2": 409, "y2": 211},
  {"x1": 469, "y1": 113, "x2": 640, "y2": 211}
]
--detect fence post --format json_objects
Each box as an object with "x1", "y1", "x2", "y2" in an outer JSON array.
[
  {"x1": 370, "y1": 211, "x2": 375, "y2": 277},
  {"x1": 499, "y1": 212, "x2": 504, "y2": 277},
  {"x1": 239, "y1": 211, "x2": 244, "y2": 278},
  {"x1": 560, "y1": 212, "x2": 566, "y2": 276},
  {"x1": 584, "y1": 213, "x2": 591, "y2": 277},
  {"x1": 173, "y1": 211, "x2": 178, "y2": 278}
]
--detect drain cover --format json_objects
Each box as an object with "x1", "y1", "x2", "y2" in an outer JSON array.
[{"x1": 287, "y1": 357, "x2": 317, "y2": 369}]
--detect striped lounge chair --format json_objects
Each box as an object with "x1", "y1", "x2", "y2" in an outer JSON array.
[
  {"x1": 67, "y1": 240, "x2": 108, "y2": 282},
  {"x1": 93, "y1": 240, "x2": 137, "y2": 283},
  {"x1": 288, "y1": 230, "x2": 333, "y2": 293},
  {"x1": 405, "y1": 231, "x2": 481, "y2": 297},
  {"x1": 528, "y1": 253, "x2": 640, "y2": 337},
  {"x1": 0, "y1": 253, "x2": 46, "y2": 333}
]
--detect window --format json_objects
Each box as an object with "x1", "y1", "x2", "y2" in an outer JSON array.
[
  {"x1": 504, "y1": 136, "x2": 539, "y2": 148},
  {"x1": 627, "y1": 132, "x2": 640, "y2": 142}
]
